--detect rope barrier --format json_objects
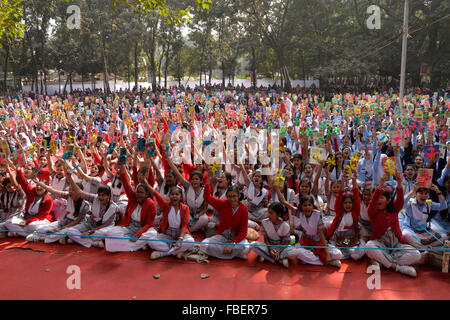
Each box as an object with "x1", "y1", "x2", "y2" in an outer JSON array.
[{"x1": 1, "y1": 229, "x2": 449, "y2": 253}]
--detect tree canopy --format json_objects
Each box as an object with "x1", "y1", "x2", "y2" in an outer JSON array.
[{"x1": 0, "y1": 0, "x2": 448, "y2": 94}]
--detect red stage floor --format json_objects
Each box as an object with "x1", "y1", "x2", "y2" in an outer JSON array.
[{"x1": 0, "y1": 238, "x2": 448, "y2": 300}]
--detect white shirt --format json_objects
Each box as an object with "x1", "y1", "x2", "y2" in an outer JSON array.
[
  {"x1": 168, "y1": 207, "x2": 181, "y2": 228},
  {"x1": 131, "y1": 204, "x2": 142, "y2": 223},
  {"x1": 28, "y1": 197, "x2": 43, "y2": 216},
  {"x1": 337, "y1": 212, "x2": 354, "y2": 232}
]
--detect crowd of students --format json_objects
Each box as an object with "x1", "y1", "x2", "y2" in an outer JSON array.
[{"x1": 0, "y1": 86, "x2": 448, "y2": 278}]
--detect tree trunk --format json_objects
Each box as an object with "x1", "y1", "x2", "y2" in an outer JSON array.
[
  {"x1": 164, "y1": 46, "x2": 170, "y2": 89},
  {"x1": 40, "y1": 71, "x2": 44, "y2": 95},
  {"x1": 58, "y1": 71, "x2": 61, "y2": 94},
  {"x1": 69, "y1": 73, "x2": 73, "y2": 93},
  {"x1": 63, "y1": 73, "x2": 70, "y2": 94},
  {"x1": 81, "y1": 73, "x2": 84, "y2": 91},
  {"x1": 3, "y1": 45, "x2": 9, "y2": 94},
  {"x1": 134, "y1": 42, "x2": 139, "y2": 90},
  {"x1": 251, "y1": 46, "x2": 257, "y2": 90},
  {"x1": 148, "y1": 19, "x2": 158, "y2": 91},
  {"x1": 208, "y1": 65, "x2": 212, "y2": 85},
  {"x1": 44, "y1": 71, "x2": 47, "y2": 95},
  {"x1": 100, "y1": 15, "x2": 110, "y2": 94}
]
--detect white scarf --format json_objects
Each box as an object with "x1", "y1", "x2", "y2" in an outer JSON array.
[
  {"x1": 360, "y1": 202, "x2": 369, "y2": 221},
  {"x1": 299, "y1": 210, "x2": 321, "y2": 236},
  {"x1": 186, "y1": 185, "x2": 204, "y2": 210},
  {"x1": 65, "y1": 199, "x2": 90, "y2": 222},
  {"x1": 247, "y1": 182, "x2": 267, "y2": 206},
  {"x1": 91, "y1": 198, "x2": 117, "y2": 224},
  {"x1": 131, "y1": 204, "x2": 142, "y2": 223},
  {"x1": 337, "y1": 212, "x2": 354, "y2": 232},
  {"x1": 29, "y1": 197, "x2": 43, "y2": 215},
  {"x1": 168, "y1": 207, "x2": 181, "y2": 228},
  {"x1": 262, "y1": 218, "x2": 289, "y2": 241}
]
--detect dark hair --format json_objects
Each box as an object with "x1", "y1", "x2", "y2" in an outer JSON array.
[
  {"x1": 223, "y1": 172, "x2": 232, "y2": 186},
  {"x1": 226, "y1": 185, "x2": 243, "y2": 202},
  {"x1": 381, "y1": 191, "x2": 395, "y2": 213},
  {"x1": 405, "y1": 164, "x2": 417, "y2": 171},
  {"x1": 416, "y1": 187, "x2": 429, "y2": 194},
  {"x1": 73, "y1": 182, "x2": 84, "y2": 217},
  {"x1": 298, "y1": 178, "x2": 312, "y2": 196},
  {"x1": 342, "y1": 193, "x2": 354, "y2": 210},
  {"x1": 55, "y1": 159, "x2": 65, "y2": 167},
  {"x1": 299, "y1": 195, "x2": 316, "y2": 209},
  {"x1": 97, "y1": 185, "x2": 112, "y2": 196},
  {"x1": 284, "y1": 164, "x2": 298, "y2": 193},
  {"x1": 169, "y1": 186, "x2": 184, "y2": 200},
  {"x1": 269, "y1": 201, "x2": 288, "y2": 220},
  {"x1": 91, "y1": 163, "x2": 103, "y2": 176},
  {"x1": 189, "y1": 170, "x2": 203, "y2": 184},
  {"x1": 136, "y1": 183, "x2": 151, "y2": 196},
  {"x1": 164, "y1": 169, "x2": 177, "y2": 194},
  {"x1": 2, "y1": 177, "x2": 11, "y2": 187}
]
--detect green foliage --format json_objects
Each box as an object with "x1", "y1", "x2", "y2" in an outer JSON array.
[
  {"x1": 1, "y1": 0, "x2": 449, "y2": 91},
  {"x1": 0, "y1": 0, "x2": 24, "y2": 46}
]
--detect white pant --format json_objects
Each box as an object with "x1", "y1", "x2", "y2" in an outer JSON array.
[
  {"x1": 104, "y1": 226, "x2": 150, "y2": 252},
  {"x1": 26, "y1": 221, "x2": 62, "y2": 242},
  {"x1": 402, "y1": 229, "x2": 448, "y2": 249},
  {"x1": 189, "y1": 214, "x2": 209, "y2": 233},
  {"x1": 365, "y1": 240, "x2": 421, "y2": 268},
  {"x1": 296, "y1": 247, "x2": 343, "y2": 265},
  {"x1": 4, "y1": 219, "x2": 51, "y2": 237},
  {"x1": 66, "y1": 225, "x2": 115, "y2": 248},
  {"x1": 331, "y1": 239, "x2": 366, "y2": 261},
  {"x1": 142, "y1": 228, "x2": 195, "y2": 257}
]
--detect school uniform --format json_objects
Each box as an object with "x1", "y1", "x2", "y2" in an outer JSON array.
[
  {"x1": 293, "y1": 209, "x2": 342, "y2": 265},
  {"x1": 64, "y1": 193, "x2": 119, "y2": 248},
  {"x1": 181, "y1": 180, "x2": 208, "y2": 233},
  {"x1": 200, "y1": 183, "x2": 250, "y2": 259},
  {"x1": 109, "y1": 174, "x2": 128, "y2": 214},
  {"x1": 154, "y1": 180, "x2": 174, "y2": 227},
  {"x1": 269, "y1": 187, "x2": 295, "y2": 205},
  {"x1": 4, "y1": 169, "x2": 54, "y2": 237},
  {"x1": 401, "y1": 177, "x2": 416, "y2": 195},
  {"x1": 28, "y1": 192, "x2": 91, "y2": 243},
  {"x1": 245, "y1": 182, "x2": 268, "y2": 223},
  {"x1": 140, "y1": 191, "x2": 194, "y2": 257},
  {"x1": 251, "y1": 218, "x2": 299, "y2": 263},
  {"x1": 323, "y1": 193, "x2": 337, "y2": 229},
  {"x1": 364, "y1": 187, "x2": 421, "y2": 268},
  {"x1": 105, "y1": 173, "x2": 157, "y2": 252},
  {"x1": 358, "y1": 201, "x2": 372, "y2": 239},
  {"x1": 401, "y1": 197, "x2": 448, "y2": 248},
  {"x1": 204, "y1": 184, "x2": 228, "y2": 237},
  {"x1": 0, "y1": 189, "x2": 25, "y2": 230},
  {"x1": 80, "y1": 172, "x2": 102, "y2": 195},
  {"x1": 326, "y1": 188, "x2": 365, "y2": 260},
  {"x1": 49, "y1": 173, "x2": 70, "y2": 221}
]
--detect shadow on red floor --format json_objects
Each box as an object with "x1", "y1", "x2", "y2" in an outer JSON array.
[{"x1": 0, "y1": 237, "x2": 448, "y2": 300}]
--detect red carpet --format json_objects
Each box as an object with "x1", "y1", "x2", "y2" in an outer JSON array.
[{"x1": 0, "y1": 237, "x2": 448, "y2": 300}]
